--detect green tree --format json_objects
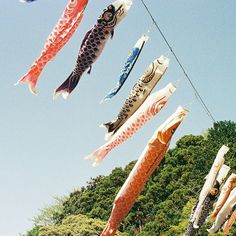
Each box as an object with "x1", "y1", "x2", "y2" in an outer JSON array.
[
  {"x1": 33, "y1": 196, "x2": 68, "y2": 226},
  {"x1": 39, "y1": 214, "x2": 127, "y2": 236},
  {"x1": 25, "y1": 226, "x2": 40, "y2": 236}
]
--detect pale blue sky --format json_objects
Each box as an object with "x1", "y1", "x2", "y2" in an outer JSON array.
[{"x1": 0, "y1": 1, "x2": 235, "y2": 235}]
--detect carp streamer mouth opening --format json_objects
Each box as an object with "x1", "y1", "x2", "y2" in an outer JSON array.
[{"x1": 115, "y1": 5, "x2": 123, "y2": 16}]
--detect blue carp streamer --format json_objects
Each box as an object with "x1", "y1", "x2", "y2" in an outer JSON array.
[{"x1": 101, "y1": 34, "x2": 148, "y2": 103}]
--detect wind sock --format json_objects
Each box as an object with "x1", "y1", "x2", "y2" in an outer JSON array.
[
  {"x1": 185, "y1": 164, "x2": 230, "y2": 236},
  {"x1": 208, "y1": 188, "x2": 236, "y2": 233},
  {"x1": 211, "y1": 173, "x2": 236, "y2": 220},
  {"x1": 84, "y1": 83, "x2": 176, "y2": 166},
  {"x1": 101, "y1": 106, "x2": 188, "y2": 236},
  {"x1": 190, "y1": 145, "x2": 229, "y2": 229},
  {"x1": 16, "y1": 0, "x2": 89, "y2": 94},
  {"x1": 101, "y1": 56, "x2": 169, "y2": 138},
  {"x1": 101, "y1": 34, "x2": 149, "y2": 103},
  {"x1": 54, "y1": 0, "x2": 133, "y2": 99},
  {"x1": 223, "y1": 210, "x2": 236, "y2": 233}
]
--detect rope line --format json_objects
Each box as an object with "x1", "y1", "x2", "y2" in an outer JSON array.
[{"x1": 140, "y1": 0, "x2": 216, "y2": 123}]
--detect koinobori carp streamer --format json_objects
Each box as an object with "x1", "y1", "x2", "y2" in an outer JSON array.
[
  {"x1": 54, "y1": 0, "x2": 133, "y2": 99},
  {"x1": 101, "y1": 106, "x2": 189, "y2": 236},
  {"x1": 185, "y1": 164, "x2": 230, "y2": 236},
  {"x1": 190, "y1": 145, "x2": 229, "y2": 229},
  {"x1": 101, "y1": 34, "x2": 149, "y2": 103},
  {"x1": 16, "y1": 0, "x2": 89, "y2": 94},
  {"x1": 84, "y1": 83, "x2": 176, "y2": 166},
  {"x1": 208, "y1": 188, "x2": 236, "y2": 233},
  {"x1": 223, "y1": 210, "x2": 236, "y2": 233},
  {"x1": 101, "y1": 56, "x2": 169, "y2": 138},
  {"x1": 20, "y1": 0, "x2": 37, "y2": 2},
  {"x1": 211, "y1": 173, "x2": 236, "y2": 220}
]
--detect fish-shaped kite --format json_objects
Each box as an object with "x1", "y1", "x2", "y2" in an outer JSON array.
[
  {"x1": 223, "y1": 210, "x2": 236, "y2": 233},
  {"x1": 101, "y1": 34, "x2": 149, "y2": 103},
  {"x1": 16, "y1": 0, "x2": 89, "y2": 94},
  {"x1": 54, "y1": 0, "x2": 133, "y2": 99},
  {"x1": 210, "y1": 173, "x2": 236, "y2": 220},
  {"x1": 185, "y1": 164, "x2": 230, "y2": 236},
  {"x1": 85, "y1": 83, "x2": 176, "y2": 166},
  {"x1": 208, "y1": 187, "x2": 236, "y2": 233},
  {"x1": 101, "y1": 56, "x2": 170, "y2": 138},
  {"x1": 190, "y1": 145, "x2": 229, "y2": 229},
  {"x1": 101, "y1": 106, "x2": 188, "y2": 236}
]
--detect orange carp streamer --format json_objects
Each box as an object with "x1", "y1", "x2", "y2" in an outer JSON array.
[
  {"x1": 101, "y1": 106, "x2": 189, "y2": 236},
  {"x1": 16, "y1": 0, "x2": 88, "y2": 94},
  {"x1": 211, "y1": 173, "x2": 236, "y2": 220},
  {"x1": 208, "y1": 188, "x2": 236, "y2": 233},
  {"x1": 223, "y1": 210, "x2": 236, "y2": 233}
]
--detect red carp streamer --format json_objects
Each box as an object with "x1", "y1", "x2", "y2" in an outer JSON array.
[
  {"x1": 16, "y1": 0, "x2": 88, "y2": 94},
  {"x1": 85, "y1": 83, "x2": 176, "y2": 166}
]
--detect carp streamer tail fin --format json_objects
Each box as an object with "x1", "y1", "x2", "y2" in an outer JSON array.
[
  {"x1": 84, "y1": 147, "x2": 110, "y2": 167},
  {"x1": 100, "y1": 122, "x2": 119, "y2": 141},
  {"x1": 15, "y1": 65, "x2": 41, "y2": 95},
  {"x1": 100, "y1": 119, "x2": 121, "y2": 135},
  {"x1": 54, "y1": 72, "x2": 82, "y2": 99},
  {"x1": 100, "y1": 122, "x2": 115, "y2": 133}
]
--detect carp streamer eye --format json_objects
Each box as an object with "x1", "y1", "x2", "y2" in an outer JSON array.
[
  {"x1": 103, "y1": 11, "x2": 114, "y2": 22},
  {"x1": 98, "y1": 5, "x2": 116, "y2": 25}
]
